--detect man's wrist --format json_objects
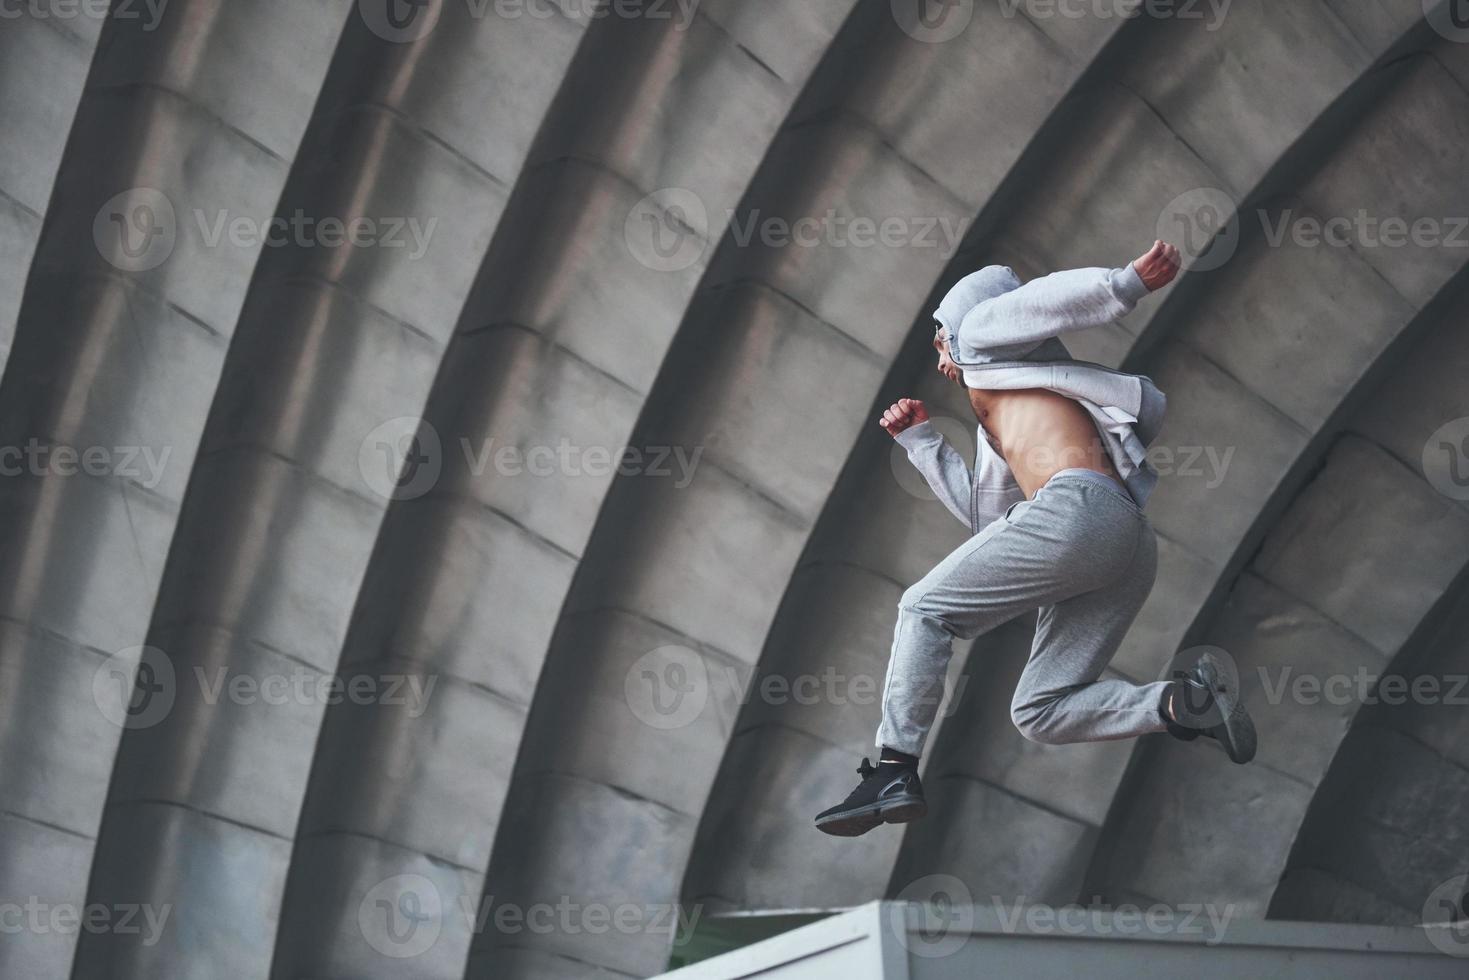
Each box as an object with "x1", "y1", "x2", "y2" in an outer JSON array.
[
  {"x1": 893, "y1": 419, "x2": 937, "y2": 449},
  {"x1": 1117, "y1": 262, "x2": 1151, "y2": 302}
]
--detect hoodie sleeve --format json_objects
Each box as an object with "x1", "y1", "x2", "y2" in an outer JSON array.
[
  {"x1": 957, "y1": 264, "x2": 1150, "y2": 351},
  {"x1": 893, "y1": 420, "x2": 974, "y2": 531}
]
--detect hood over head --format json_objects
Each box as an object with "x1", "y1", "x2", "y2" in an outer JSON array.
[{"x1": 932, "y1": 265, "x2": 1022, "y2": 340}]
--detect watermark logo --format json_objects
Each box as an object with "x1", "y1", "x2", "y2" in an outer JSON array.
[
  {"x1": 0, "y1": 439, "x2": 172, "y2": 489},
  {"x1": 1255, "y1": 666, "x2": 1468, "y2": 708},
  {"x1": 892, "y1": 0, "x2": 975, "y2": 43},
  {"x1": 728, "y1": 209, "x2": 970, "y2": 259},
  {"x1": 623, "y1": 649, "x2": 966, "y2": 731},
  {"x1": 0, "y1": 899, "x2": 171, "y2": 945},
  {"x1": 1157, "y1": 187, "x2": 1240, "y2": 272},
  {"x1": 1165, "y1": 645, "x2": 1240, "y2": 732},
  {"x1": 360, "y1": 874, "x2": 443, "y2": 959},
  {"x1": 0, "y1": 0, "x2": 170, "y2": 30},
  {"x1": 93, "y1": 646, "x2": 439, "y2": 727},
  {"x1": 359, "y1": 417, "x2": 443, "y2": 501},
  {"x1": 1423, "y1": 417, "x2": 1469, "y2": 501},
  {"x1": 625, "y1": 645, "x2": 709, "y2": 730},
  {"x1": 625, "y1": 188, "x2": 708, "y2": 273},
  {"x1": 358, "y1": 421, "x2": 704, "y2": 501},
  {"x1": 92, "y1": 645, "x2": 176, "y2": 730},
  {"x1": 890, "y1": 874, "x2": 975, "y2": 958},
  {"x1": 1259, "y1": 209, "x2": 1468, "y2": 251},
  {"x1": 1159, "y1": 188, "x2": 1468, "y2": 273},
  {"x1": 358, "y1": 0, "x2": 442, "y2": 42},
  {"x1": 1422, "y1": 872, "x2": 1469, "y2": 956},
  {"x1": 194, "y1": 209, "x2": 438, "y2": 259},
  {"x1": 94, "y1": 188, "x2": 177, "y2": 273},
  {"x1": 998, "y1": 0, "x2": 1231, "y2": 30},
  {"x1": 94, "y1": 191, "x2": 440, "y2": 271},
  {"x1": 1426, "y1": 0, "x2": 1469, "y2": 43},
  {"x1": 468, "y1": 895, "x2": 698, "y2": 941},
  {"x1": 992, "y1": 896, "x2": 1236, "y2": 945}
]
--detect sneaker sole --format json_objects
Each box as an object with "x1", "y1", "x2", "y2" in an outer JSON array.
[
  {"x1": 814, "y1": 795, "x2": 928, "y2": 837},
  {"x1": 1198, "y1": 654, "x2": 1257, "y2": 765}
]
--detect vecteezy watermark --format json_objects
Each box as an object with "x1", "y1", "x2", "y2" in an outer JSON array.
[
  {"x1": 1158, "y1": 187, "x2": 1242, "y2": 272},
  {"x1": 0, "y1": 899, "x2": 171, "y2": 946},
  {"x1": 0, "y1": 439, "x2": 172, "y2": 489},
  {"x1": 94, "y1": 188, "x2": 177, "y2": 272},
  {"x1": 1148, "y1": 443, "x2": 1234, "y2": 487},
  {"x1": 92, "y1": 189, "x2": 440, "y2": 272},
  {"x1": 1425, "y1": 0, "x2": 1469, "y2": 44},
  {"x1": 1159, "y1": 187, "x2": 1469, "y2": 273},
  {"x1": 624, "y1": 188, "x2": 709, "y2": 273},
  {"x1": 356, "y1": 874, "x2": 701, "y2": 960},
  {"x1": 623, "y1": 645, "x2": 968, "y2": 731},
  {"x1": 0, "y1": 0, "x2": 169, "y2": 30},
  {"x1": 357, "y1": 417, "x2": 705, "y2": 502},
  {"x1": 193, "y1": 209, "x2": 438, "y2": 260},
  {"x1": 891, "y1": 0, "x2": 975, "y2": 44},
  {"x1": 1258, "y1": 209, "x2": 1469, "y2": 251},
  {"x1": 1422, "y1": 872, "x2": 1469, "y2": 956},
  {"x1": 727, "y1": 210, "x2": 971, "y2": 259},
  {"x1": 624, "y1": 189, "x2": 972, "y2": 273},
  {"x1": 889, "y1": 875, "x2": 975, "y2": 958},
  {"x1": 1423, "y1": 417, "x2": 1469, "y2": 501},
  {"x1": 1164, "y1": 645, "x2": 1241, "y2": 733},
  {"x1": 890, "y1": 418, "x2": 1235, "y2": 502},
  {"x1": 999, "y1": 0, "x2": 1231, "y2": 29},
  {"x1": 360, "y1": 875, "x2": 443, "y2": 959},
  {"x1": 1255, "y1": 666, "x2": 1469, "y2": 708},
  {"x1": 356, "y1": 0, "x2": 699, "y2": 44},
  {"x1": 91, "y1": 645, "x2": 438, "y2": 730},
  {"x1": 990, "y1": 896, "x2": 1236, "y2": 946}
]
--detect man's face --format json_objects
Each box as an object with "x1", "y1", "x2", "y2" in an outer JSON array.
[{"x1": 933, "y1": 328, "x2": 961, "y2": 385}]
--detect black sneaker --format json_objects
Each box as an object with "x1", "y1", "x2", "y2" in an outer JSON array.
[
  {"x1": 1167, "y1": 651, "x2": 1257, "y2": 764},
  {"x1": 814, "y1": 758, "x2": 927, "y2": 837}
]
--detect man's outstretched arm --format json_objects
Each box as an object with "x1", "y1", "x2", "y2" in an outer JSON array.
[
  {"x1": 958, "y1": 241, "x2": 1181, "y2": 350},
  {"x1": 880, "y1": 398, "x2": 975, "y2": 532}
]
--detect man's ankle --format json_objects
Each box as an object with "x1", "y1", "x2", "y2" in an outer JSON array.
[{"x1": 878, "y1": 747, "x2": 919, "y2": 768}]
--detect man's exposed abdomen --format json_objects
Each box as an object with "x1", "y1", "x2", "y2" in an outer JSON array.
[{"x1": 968, "y1": 387, "x2": 1120, "y2": 498}]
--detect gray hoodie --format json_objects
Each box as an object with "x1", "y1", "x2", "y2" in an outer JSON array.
[{"x1": 896, "y1": 263, "x2": 1166, "y2": 532}]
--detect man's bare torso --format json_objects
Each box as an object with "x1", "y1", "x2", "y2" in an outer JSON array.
[{"x1": 968, "y1": 387, "x2": 1118, "y2": 499}]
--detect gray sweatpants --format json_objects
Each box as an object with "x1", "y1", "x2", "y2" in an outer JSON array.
[{"x1": 877, "y1": 468, "x2": 1171, "y2": 755}]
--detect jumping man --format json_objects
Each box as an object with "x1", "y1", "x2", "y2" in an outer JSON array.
[{"x1": 815, "y1": 241, "x2": 1257, "y2": 837}]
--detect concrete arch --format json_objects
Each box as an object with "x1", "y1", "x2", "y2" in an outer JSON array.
[
  {"x1": 271, "y1": 4, "x2": 857, "y2": 979},
  {"x1": 686, "y1": 0, "x2": 1448, "y2": 920},
  {"x1": 0, "y1": 4, "x2": 1463, "y2": 979},
  {"x1": 681, "y1": 3, "x2": 1136, "y2": 916},
  {"x1": 0, "y1": 7, "x2": 102, "y2": 369},
  {"x1": 468, "y1": 4, "x2": 1132, "y2": 975},
  {"x1": 0, "y1": 4, "x2": 353, "y2": 977},
  {"x1": 1086, "y1": 36, "x2": 1469, "y2": 912},
  {"x1": 70, "y1": 6, "x2": 589, "y2": 977},
  {"x1": 1092, "y1": 273, "x2": 1469, "y2": 912}
]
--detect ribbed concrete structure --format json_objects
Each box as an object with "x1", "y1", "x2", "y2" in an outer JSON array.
[{"x1": 0, "y1": 2, "x2": 1466, "y2": 978}]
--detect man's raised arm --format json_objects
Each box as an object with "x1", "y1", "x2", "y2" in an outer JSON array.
[
  {"x1": 959, "y1": 241, "x2": 1181, "y2": 350},
  {"x1": 880, "y1": 398, "x2": 975, "y2": 532}
]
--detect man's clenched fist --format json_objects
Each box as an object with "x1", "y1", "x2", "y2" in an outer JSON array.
[
  {"x1": 1133, "y1": 240, "x2": 1182, "y2": 292},
  {"x1": 879, "y1": 398, "x2": 928, "y2": 438}
]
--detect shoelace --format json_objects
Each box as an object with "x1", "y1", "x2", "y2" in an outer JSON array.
[{"x1": 838, "y1": 758, "x2": 880, "y2": 804}]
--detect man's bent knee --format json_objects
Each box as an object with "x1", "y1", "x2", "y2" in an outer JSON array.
[
  {"x1": 898, "y1": 581, "x2": 931, "y2": 614},
  {"x1": 1010, "y1": 701, "x2": 1070, "y2": 745}
]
